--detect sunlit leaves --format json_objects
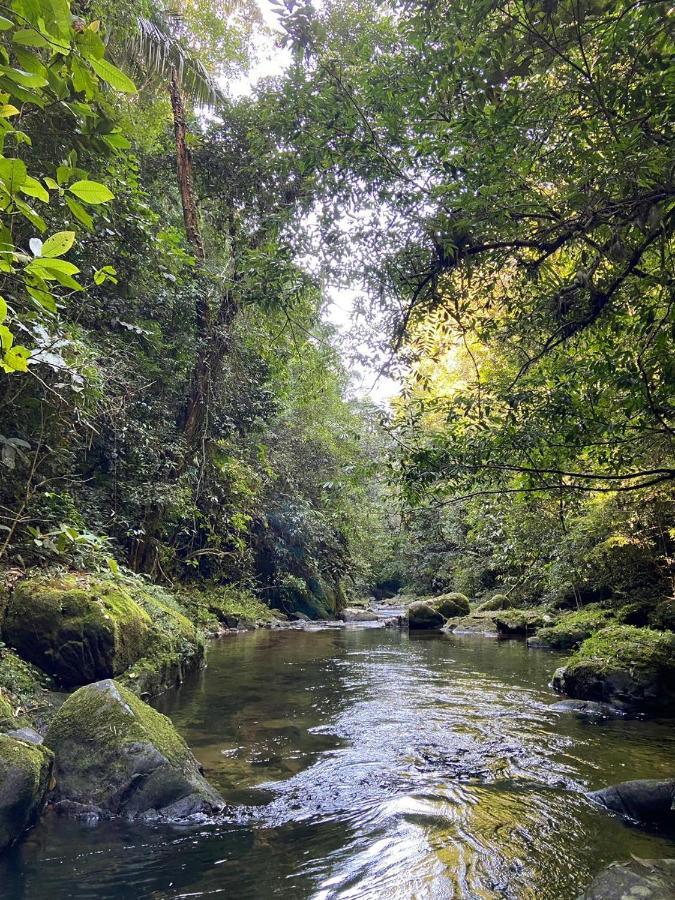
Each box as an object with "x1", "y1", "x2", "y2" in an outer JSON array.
[{"x1": 68, "y1": 179, "x2": 115, "y2": 204}]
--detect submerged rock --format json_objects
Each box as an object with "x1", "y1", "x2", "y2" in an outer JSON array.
[
  {"x1": 339, "y1": 607, "x2": 377, "y2": 622},
  {"x1": 44, "y1": 679, "x2": 225, "y2": 822},
  {"x1": 549, "y1": 699, "x2": 625, "y2": 719},
  {"x1": 578, "y1": 858, "x2": 675, "y2": 899},
  {"x1": 429, "y1": 593, "x2": 470, "y2": 618},
  {"x1": 589, "y1": 779, "x2": 675, "y2": 826},
  {"x1": 0, "y1": 734, "x2": 53, "y2": 852},
  {"x1": 552, "y1": 625, "x2": 675, "y2": 713},
  {"x1": 407, "y1": 601, "x2": 446, "y2": 630},
  {"x1": 4, "y1": 575, "x2": 152, "y2": 688}
]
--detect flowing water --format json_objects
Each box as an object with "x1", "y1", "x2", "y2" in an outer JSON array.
[{"x1": 1, "y1": 621, "x2": 674, "y2": 899}]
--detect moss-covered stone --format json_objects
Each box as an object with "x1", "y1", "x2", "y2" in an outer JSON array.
[
  {"x1": 180, "y1": 585, "x2": 280, "y2": 632},
  {"x1": 528, "y1": 606, "x2": 612, "y2": 650},
  {"x1": 407, "y1": 600, "x2": 446, "y2": 630},
  {"x1": 430, "y1": 592, "x2": 470, "y2": 618},
  {"x1": 444, "y1": 611, "x2": 499, "y2": 635},
  {"x1": 553, "y1": 625, "x2": 675, "y2": 712},
  {"x1": 4, "y1": 575, "x2": 152, "y2": 688},
  {"x1": 44, "y1": 679, "x2": 224, "y2": 821},
  {"x1": 477, "y1": 593, "x2": 517, "y2": 612},
  {"x1": 0, "y1": 734, "x2": 53, "y2": 852},
  {"x1": 118, "y1": 583, "x2": 205, "y2": 698},
  {"x1": 494, "y1": 609, "x2": 547, "y2": 635}
]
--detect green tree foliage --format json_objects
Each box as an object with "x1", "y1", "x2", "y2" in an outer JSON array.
[{"x1": 272, "y1": 0, "x2": 673, "y2": 608}]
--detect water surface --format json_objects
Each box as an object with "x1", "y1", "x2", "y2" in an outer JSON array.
[{"x1": 1, "y1": 624, "x2": 673, "y2": 899}]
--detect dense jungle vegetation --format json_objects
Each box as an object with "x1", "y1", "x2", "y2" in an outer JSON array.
[{"x1": 0, "y1": 0, "x2": 672, "y2": 644}]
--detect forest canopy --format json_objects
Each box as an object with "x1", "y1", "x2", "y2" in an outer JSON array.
[{"x1": 0, "y1": 0, "x2": 672, "y2": 618}]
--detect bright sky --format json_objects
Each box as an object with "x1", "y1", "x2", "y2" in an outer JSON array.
[{"x1": 228, "y1": 1, "x2": 400, "y2": 406}]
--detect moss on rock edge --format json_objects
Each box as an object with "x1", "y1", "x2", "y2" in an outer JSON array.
[
  {"x1": 0, "y1": 734, "x2": 53, "y2": 851},
  {"x1": 553, "y1": 625, "x2": 675, "y2": 712},
  {"x1": 4, "y1": 575, "x2": 152, "y2": 687}
]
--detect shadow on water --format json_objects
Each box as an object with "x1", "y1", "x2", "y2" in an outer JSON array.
[{"x1": 1, "y1": 627, "x2": 673, "y2": 899}]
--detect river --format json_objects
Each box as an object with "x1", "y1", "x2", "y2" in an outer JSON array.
[{"x1": 1, "y1": 622, "x2": 673, "y2": 899}]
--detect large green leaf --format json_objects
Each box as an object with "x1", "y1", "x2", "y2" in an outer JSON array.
[{"x1": 68, "y1": 180, "x2": 114, "y2": 204}]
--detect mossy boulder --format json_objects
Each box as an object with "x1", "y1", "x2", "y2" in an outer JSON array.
[
  {"x1": 0, "y1": 734, "x2": 53, "y2": 852},
  {"x1": 44, "y1": 680, "x2": 225, "y2": 822},
  {"x1": 407, "y1": 601, "x2": 446, "y2": 630},
  {"x1": 477, "y1": 593, "x2": 517, "y2": 612},
  {"x1": 430, "y1": 592, "x2": 470, "y2": 618},
  {"x1": 3, "y1": 575, "x2": 152, "y2": 688},
  {"x1": 444, "y1": 611, "x2": 499, "y2": 635},
  {"x1": 552, "y1": 625, "x2": 675, "y2": 713},
  {"x1": 118, "y1": 585, "x2": 205, "y2": 698},
  {"x1": 494, "y1": 609, "x2": 546, "y2": 636},
  {"x1": 528, "y1": 606, "x2": 612, "y2": 650}
]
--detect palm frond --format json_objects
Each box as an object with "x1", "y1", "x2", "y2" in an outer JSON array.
[{"x1": 128, "y1": 13, "x2": 226, "y2": 108}]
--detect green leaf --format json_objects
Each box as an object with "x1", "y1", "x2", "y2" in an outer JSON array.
[
  {"x1": 0, "y1": 296, "x2": 6, "y2": 323},
  {"x1": 0, "y1": 157, "x2": 27, "y2": 192},
  {"x1": 65, "y1": 196, "x2": 93, "y2": 228},
  {"x1": 14, "y1": 196, "x2": 46, "y2": 231},
  {"x1": 41, "y1": 230, "x2": 75, "y2": 258},
  {"x1": 13, "y1": 30, "x2": 49, "y2": 48},
  {"x1": 68, "y1": 179, "x2": 114, "y2": 204},
  {"x1": 2, "y1": 344, "x2": 30, "y2": 372},
  {"x1": 20, "y1": 175, "x2": 49, "y2": 202},
  {"x1": 4, "y1": 67, "x2": 49, "y2": 88},
  {"x1": 0, "y1": 17, "x2": 14, "y2": 31},
  {"x1": 88, "y1": 57, "x2": 137, "y2": 94}
]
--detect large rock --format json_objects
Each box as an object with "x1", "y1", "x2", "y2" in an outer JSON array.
[
  {"x1": 0, "y1": 734, "x2": 53, "y2": 852},
  {"x1": 477, "y1": 593, "x2": 517, "y2": 612},
  {"x1": 339, "y1": 607, "x2": 377, "y2": 622},
  {"x1": 4, "y1": 575, "x2": 152, "y2": 688},
  {"x1": 552, "y1": 625, "x2": 675, "y2": 713},
  {"x1": 44, "y1": 680, "x2": 225, "y2": 822},
  {"x1": 407, "y1": 601, "x2": 446, "y2": 630},
  {"x1": 578, "y1": 858, "x2": 675, "y2": 899},
  {"x1": 590, "y1": 779, "x2": 675, "y2": 825},
  {"x1": 429, "y1": 593, "x2": 470, "y2": 618},
  {"x1": 444, "y1": 611, "x2": 499, "y2": 635},
  {"x1": 494, "y1": 609, "x2": 546, "y2": 636}
]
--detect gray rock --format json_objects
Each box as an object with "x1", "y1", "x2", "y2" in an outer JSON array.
[
  {"x1": 0, "y1": 734, "x2": 53, "y2": 852},
  {"x1": 590, "y1": 779, "x2": 675, "y2": 825},
  {"x1": 578, "y1": 858, "x2": 675, "y2": 899},
  {"x1": 44, "y1": 679, "x2": 225, "y2": 823},
  {"x1": 339, "y1": 607, "x2": 377, "y2": 622},
  {"x1": 444, "y1": 613, "x2": 499, "y2": 635},
  {"x1": 549, "y1": 700, "x2": 626, "y2": 719},
  {"x1": 4, "y1": 727, "x2": 44, "y2": 745},
  {"x1": 407, "y1": 601, "x2": 446, "y2": 630}
]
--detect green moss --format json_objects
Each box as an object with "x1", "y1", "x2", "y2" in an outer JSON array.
[
  {"x1": 650, "y1": 598, "x2": 675, "y2": 632},
  {"x1": 4, "y1": 574, "x2": 152, "y2": 686},
  {"x1": 533, "y1": 606, "x2": 613, "y2": 649},
  {"x1": 45, "y1": 680, "x2": 190, "y2": 771},
  {"x1": 180, "y1": 585, "x2": 280, "y2": 631},
  {"x1": 555, "y1": 625, "x2": 675, "y2": 711},
  {"x1": 117, "y1": 579, "x2": 205, "y2": 697},
  {"x1": 477, "y1": 593, "x2": 517, "y2": 612},
  {"x1": 494, "y1": 609, "x2": 546, "y2": 635},
  {"x1": 569, "y1": 624, "x2": 674, "y2": 674},
  {"x1": 430, "y1": 592, "x2": 470, "y2": 618},
  {"x1": 0, "y1": 690, "x2": 13, "y2": 727},
  {"x1": 0, "y1": 734, "x2": 53, "y2": 851}
]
